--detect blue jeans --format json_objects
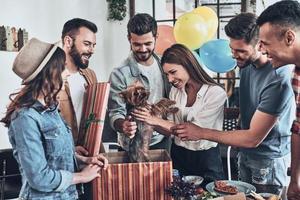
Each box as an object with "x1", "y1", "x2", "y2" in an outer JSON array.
[{"x1": 238, "y1": 152, "x2": 290, "y2": 186}]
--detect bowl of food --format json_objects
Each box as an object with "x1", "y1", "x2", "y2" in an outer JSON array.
[
  {"x1": 250, "y1": 191, "x2": 281, "y2": 200},
  {"x1": 259, "y1": 193, "x2": 281, "y2": 200},
  {"x1": 182, "y1": 175, "x2": 204, "y2": 186}
]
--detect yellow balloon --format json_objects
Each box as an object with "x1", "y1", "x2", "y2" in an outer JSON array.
[
  {"x1": 174, "y1": 13, "x2": 208, "y2": 50},
  {"x1": 192, "y1": 6, "x2": 218, "y2": 41}
]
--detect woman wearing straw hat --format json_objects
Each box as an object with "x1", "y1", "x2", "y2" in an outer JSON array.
[{"x1": 1, "y1": 38, "x2": 108, "y2": 200}]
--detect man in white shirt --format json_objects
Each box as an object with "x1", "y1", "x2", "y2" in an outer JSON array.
[{"x1": 108, "y1": 13, "x2": 171, "y2": 152}]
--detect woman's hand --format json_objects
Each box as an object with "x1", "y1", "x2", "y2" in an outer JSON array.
[
  {"x1": 132, "y1": 107, "x2": 160, "y2": 126},
  {"x1": 75, "y1": 146, "x2": 89, "y2": 156},
  {"x1": 76, "y1": 154, "x2": 108, "y2": 170},
  {"x1": 72, "y1": 164, "x2": 101, "y2": 184}
]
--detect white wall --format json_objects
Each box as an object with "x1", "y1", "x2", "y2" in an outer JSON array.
[{"x1": 0, "y1": 0, "x2": 131, "y2": 148}]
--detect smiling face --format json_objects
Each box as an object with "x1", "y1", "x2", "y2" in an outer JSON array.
[
  {"x1": 163, "y1": 62, "x2": 190, "y2": 89},
  {"x1": 229, "y1": 38, "x2": 260, "y2": 68},
  {"x1": 70, "y1": 27, "x2": 96, "y2": 69},
  {"x1": 259, "y1": 22, "x2": 292, "y2": 68},
  {"x1": 129, "y1": 32, "x2": 156, "y2": 64}
]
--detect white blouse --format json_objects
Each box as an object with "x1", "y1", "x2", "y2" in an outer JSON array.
[{"x1": 169, "y1": 84, "x2": 227, "y2": 151}]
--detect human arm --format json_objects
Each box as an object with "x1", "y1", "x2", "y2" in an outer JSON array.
[
  {"x1": 113, "y1": 117, "x2": 137, "y2": 138},
  {"x1": 71, "y1": 165, "x2": 101, "y2": 184},
  {"x1": 172, "y1": 110, "x2": 277, "y2": 148},
  {"x1": 75, "y1": 153, "x2": 108, "y2": 170},
  {"x1": 287, "y1": 133, "x2": 300, "y2": 200},
  {"x1": 75, "y1": 145, "x2": 89, "y2": 156},
  {"x1": 10, "y1": 114, "x2": 101, "y2": 192},
  {"x1": 108, "y1": 68, "x2": 137, "y2": 137},
  {"x1": 172, "y1": 74, "x2": 294, "y2": 147},
  {"x1": 132, "y1": 107, "x2": 175, "y2": 136}
]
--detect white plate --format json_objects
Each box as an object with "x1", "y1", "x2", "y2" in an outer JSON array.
[
  {"x1": 182, "y1": 175, "x2": 204, "y2": 186},
  {"x1": 206, "y1": 180, "x2": 256, "y2": 196}
]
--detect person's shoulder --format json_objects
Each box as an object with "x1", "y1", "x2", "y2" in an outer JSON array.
[
  {"x1": 80, "y1": 68, "x2": 97, "y2": 83},
  {"x1": 111, "y1": 59, "x2": 135, "y2": 76},
  {"x1": 275, "y1": 64, "x2": 294, "y2": 77},
  {"x1": 10, "y1": 106, "x2": 39, "y2": 124},
  {"x1": 81, "y1": 68, "x2": 96, "y2": 75},
  {"x1": 208, "y1": 84, "x2": 225, "y2": 93}
]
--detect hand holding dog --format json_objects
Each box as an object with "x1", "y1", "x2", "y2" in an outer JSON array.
[
  {"x1": 132, "y1": 107, "x2": 161, "y2": 126},
  {"x1": 115, "y1": 116, "x2": 137, "y2": 138}
]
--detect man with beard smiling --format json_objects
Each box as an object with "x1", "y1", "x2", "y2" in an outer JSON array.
[
  {"x1": 58, "y1": 18, "x2": 100, "y2": 200},
  {"x1": 171, "y1": 13, "x2": 295, "y2": 187},
  {"x1": 58, "y1": 18, "x2": 98, "y2": 152},
  {"x1": 108, "y1": 13, "x2": 171, "y2": 153}
]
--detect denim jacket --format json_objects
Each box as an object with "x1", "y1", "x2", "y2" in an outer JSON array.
[
  {"x1": 8, "y1": 101, "x2": 78, "y2": 200},
  {"x1": 108, "y1": 52, "x2": 170, "y2": 150}
]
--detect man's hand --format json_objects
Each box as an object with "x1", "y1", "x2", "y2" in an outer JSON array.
[
  {"x1": 114, "y1": 116, "x2": 137, "y2": 138},
  {"x1": 287, "y1": 180, "x2": 300, "y2": 200},
  {"x1": 75, "y1": 145, "x2": 89, "y2": 156},
  {"x1": 171, "y1": 122, "x2": 204, "y2": 141}
]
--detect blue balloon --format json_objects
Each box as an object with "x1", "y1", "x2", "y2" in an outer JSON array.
[
  {"x1": 192, "y1": 50, "x2": 214, "y2": 75},
  {"x1": 199, "y1": 39, "x2": 236, "y2": 73}
]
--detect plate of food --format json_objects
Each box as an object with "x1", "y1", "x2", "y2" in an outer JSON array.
[{"x1": 206, "y1": 180, "x2": 256, "y2": 196}]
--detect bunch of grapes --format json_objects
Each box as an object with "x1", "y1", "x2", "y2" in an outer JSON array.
[{"x1": 166, "y1": 176, "x2": 202, "y2": 199}]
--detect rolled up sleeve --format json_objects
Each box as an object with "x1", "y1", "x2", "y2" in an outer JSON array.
[
  {"x1": 108, "y1": 69, "x2": 128, "y2": 130},
  {"x1": 54, "y1": 170, "x2": 73, "y2": 192}
]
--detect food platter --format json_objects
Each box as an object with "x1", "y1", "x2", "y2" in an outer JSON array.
[{"x1": 206, "y1": 180, "x2": 256, "y2": 196}]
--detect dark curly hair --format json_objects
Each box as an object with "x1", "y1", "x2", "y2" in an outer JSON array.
[
  {"x1": 225, "y1": 13, "x2": 258, "y2": 45},
  {"x1": 127, "y1": 13, "x2": 157, "y2": 38}
]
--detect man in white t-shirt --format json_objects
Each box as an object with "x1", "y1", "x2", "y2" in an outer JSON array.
[{"x1": 108, "y1": 13, "x2": 171, "y2": 152}]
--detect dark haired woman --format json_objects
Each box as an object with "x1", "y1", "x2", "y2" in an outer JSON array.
[
  {"x1": 1, "y1": 38, "x2": 107, "y2": 199},
  {"x1": 133, "y1": 44, "x2": 226, "y2": 183}
]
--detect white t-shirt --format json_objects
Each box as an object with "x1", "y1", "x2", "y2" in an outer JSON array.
[
  {"x1": 67, "y1": 72, "x2": 86, "y2": 130},
  {"x1": 138, "y1": 60, "x2": 165, "y2": 145},
  {"x1": 169, "y1": 84, "x2": 227, "y2": 151},
  {"x1": 138, "y1": 61, "x2": 164, "y2": 103}
]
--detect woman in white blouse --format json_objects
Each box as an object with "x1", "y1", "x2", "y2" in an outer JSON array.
[{"x1": 133, "y1": 44, "x2": 227, "y2": 183}]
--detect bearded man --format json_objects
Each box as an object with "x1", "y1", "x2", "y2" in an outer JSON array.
[
  {"x1": 108, "y1": 13, "x2": 171, "y2": 153},
  {"x1": 59, "y1": 18, "x2": 98, "y2": 150}
]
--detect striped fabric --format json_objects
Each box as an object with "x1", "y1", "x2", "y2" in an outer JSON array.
[
  {"x1": 94, "y1": 150, "x2": 173, "y2": 200},
  {"x1": 292, "y1": 67, "x2": 300, "y2": 135},
  {"x1": 82, "y1": 82, "x2": 110, "y2": 155}
]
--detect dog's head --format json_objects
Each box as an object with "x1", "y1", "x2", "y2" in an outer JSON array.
[{"x1": 120, "y1": 81, "x2": 150, "y2": 107}]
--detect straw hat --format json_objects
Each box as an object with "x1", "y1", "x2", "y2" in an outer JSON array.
[{"x1": 13, "y1": 38, "x2": 58, "y2": 84}]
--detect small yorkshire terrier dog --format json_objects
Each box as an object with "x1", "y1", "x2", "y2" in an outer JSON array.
[{"x1": 120, "y1": 81, "x2": 178, "y2": 163}]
